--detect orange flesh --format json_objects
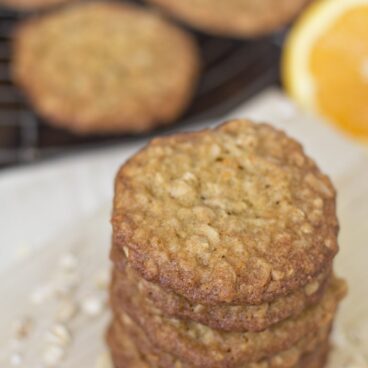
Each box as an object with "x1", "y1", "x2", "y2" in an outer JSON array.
[{"x1": 310, "y1": 6, "x2": 368, "y2": 139}]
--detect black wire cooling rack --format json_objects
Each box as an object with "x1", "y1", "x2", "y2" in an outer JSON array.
[{"x1": 0, "y1": 2, "x2": 281, "y2": 168}]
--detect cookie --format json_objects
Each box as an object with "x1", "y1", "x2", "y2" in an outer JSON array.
[
  {"x1": 146, "y1": 0, "x2": 312, "y2": 37},
  {"x1": 111, "y1": 244, "x2": 331, "y2": 332},
  {"x1": 107, "y1": 314, "x2": 332, "y2": 368},
  {"x1": 12, "y1": 2, "x2": 200, "y2": 134},
  {"x1": 0, "y1": 0, "x2": 73, "y2": 11},
  {"x1": 112, "y1": 119, "x2": 339, "y2": 305},
  {"x1": 297, "y1": 341, "x2": 329, "y2": 368},
  {"x1": 110, "y1": 269, "x2": 345, "y2": 368}
]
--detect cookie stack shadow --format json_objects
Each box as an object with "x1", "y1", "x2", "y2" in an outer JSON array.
[{"x1": 107, "y1": 119, "x2": 347, "y2": 368}]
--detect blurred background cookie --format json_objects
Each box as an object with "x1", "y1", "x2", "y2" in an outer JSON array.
[
  {"x1": 146, "y1": 0, "x2": 313, "y2": 37},
  {"x1": 0, "y1": 0, "x2": 74, "y2": 11},
  {"x1": 12, "y1": 1, "x2": 200, "y2": 134}
]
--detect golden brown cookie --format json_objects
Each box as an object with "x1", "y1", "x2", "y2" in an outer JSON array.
[
  {"x1": 298, "y1": 341, "x2": 329, "y2": 368},
  {"x1": 112, "y1": 119, "x2": 339, "y2": 305},
  {"x1": 111, "y1": 244, "x2": 331, "y2": 332},
  {"x1": 12, "y1": 2, "x2": 200, "y2": 134},
  {"x1": 0, "y1": 0, "x2": 73, "y2": 11},
  {"x1": 110, "y1": 270, "x2": 345, "y2": 368},
  {"x1": 106, "y1": 314, "x2": 332, "y2": 368},
  {"x1": 146, "y1": 0, "x2": 313, "y2": 37}
]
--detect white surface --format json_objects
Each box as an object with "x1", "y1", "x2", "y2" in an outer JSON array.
[
  {"x1": 0, "y1": 205, "x2": 112, "y2": 368},
  {"x1": 0, "y1": 88, "x2": 368, "y2": 367}
]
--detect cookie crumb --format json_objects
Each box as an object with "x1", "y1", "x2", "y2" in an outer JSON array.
[
  {"x1": 55, "y1": 300, "x2": 78, "y2": 323},
  {"x1": 54, "y1": 272, "x2": 80, "y2": 297},
  {"x1": 9, "y1": 353, "x2": 23, "y2": 366},
  {"x1": 59, "y1": 252, "x2": 78, "y2": 272},
  {"x1": 42, "y1": 345, "x2": 65, "y2": 367},
  {"x1": 46, "y1": 324, "x2": 72, "y2": 347},
  {"x1": 81, "y1": 295, "x2": 105, "y2": 317},
  {"x1": 12, "y1": 316, "x2": 33, "y2": 340},
  {"x1": 30, "y1": 284, "x2": 53, "y2": 305}
]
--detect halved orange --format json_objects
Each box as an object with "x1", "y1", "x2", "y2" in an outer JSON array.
[{"x1": 283, "y1": 0, "x2": 368, "y2": 141}]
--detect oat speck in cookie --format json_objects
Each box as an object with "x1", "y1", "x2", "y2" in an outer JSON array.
[
  {"x1": 112, "y1": 119, "x2": 339, "y2": 305},
  {"x1": 146, "y1": 0, "x2": 313, "y2": 37},
  {"x1": 12, "y1": 2, "x2": 200, "y2": 134}
]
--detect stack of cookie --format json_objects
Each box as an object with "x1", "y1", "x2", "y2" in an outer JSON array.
[{"x1": 108, "y1": 119, "x2": 346, "y2": 368}]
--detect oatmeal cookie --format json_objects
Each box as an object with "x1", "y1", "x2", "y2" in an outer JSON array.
[
  {"x1": 0, "y1": 0, "x2": 73, "y2": 11},
  {"x1": 146, "y1": 0, "x2": 312, "y2": 37},
  {"x1": 107, "y1": 314, "x2": 332, "y2": 368},
  {"x1": 12, "y1": 2, "x2": 199, "y2": 134},
  {"x1": 112, "y1": 119, "x2": 339, "y2": 305},
  {"x1": 110, "y1": 270, "x2": 345, "y2": 368},
  {"x1": 298, "y1": 341, "x2": 329, "y2": 368},
  {"x1": 111, "y1": 244, "x2": 331, "y2": 332}
]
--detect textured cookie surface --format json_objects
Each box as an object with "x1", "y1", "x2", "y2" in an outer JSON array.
[
  {"x1": 111, "y1": 270, "x2": 345, "y2": 368},
  {"x1": 107, "y1": 314, "x2": 331, "y2": 368},
  {"x1": 112, "y1": 119, "x2": 339, "y2": 305},
  {"x1": 111, "y1": 244, "x2": 331, "y2": 332},
  {"x1": 0, "y1": 0, "x2": 73, "y2": 11},
  {"x1": 146, "y1": 0, "x2": 312, "y2": 37},
  {"x1": 12, "y1": 2, "x2": 199, "y2": 134}
]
